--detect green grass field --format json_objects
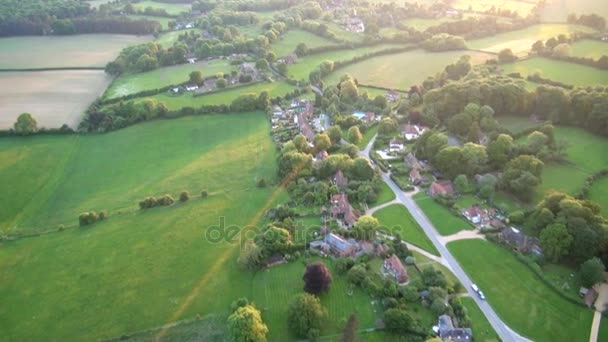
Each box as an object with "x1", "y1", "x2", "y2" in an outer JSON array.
[
  {"x1": 400, "y1": 18, "x2": 456, "y2": 30},
  {"x1": 129, "y1": 14, "x2": 172, "y2": 30},
  {"x1": 460, "y1": 297, "x2": 500, "y2": 342},
  {"x1": 540, "y1": 0, "x2": 608, "y2": 22},
  {"x1": 155, "y1": 29, "x2": 198, "y2": 48},
  {"x1": 0, "y1": 113, "x2": 282, "y2": 341},
  {"x1": 448, "y1": 240, "x2": 593, "y2": 342},
  {"x1": 497, "y1": 115, "x2": 542, "y2": 133},
  {"x1": 534, "y1": 162, "x2": 589, "y2": 202},
  {"x1": 0, "y1": 34, "x2": 151, "y2": 69},
  {"x1": 287, "y1": 44, "x2": 402, "y2": 80},
  {"x1": 371, "y1": 182, "x2": 396, "y2": 206},
  {"x1": 569, "y1": 40, "x2": 608, "y2": 60},
  {"x1": 599, "y1": 317, "x2": 608, "y2": 342},
  {"x1": 252, "y1": 258, "x2": 379, "y2": 341},
  {"x1": 373, "y1": 204, "x2": 439, "y2": 255},
  {"x1": 588, "y1": 176, "x2": 608, "y2": 214},
  {"x1": 502, "y1": 57, "x2": 608, "y2": 87},
  {"x1": 0, "y1": 70, "x2": 112, "y2": 130},
  {"x1": 468, "y1": 24, "x2": 595, "y2": 56},
  {"x1": 104, "y1": 59, "x2": 232, "y2": 99},
  {"x1": 413, "y1": 193, "x2": 473, "y2": 236},
  {"x1": 132, "y1": 0, "x2": 190, "y2": 15},
  {"x1": 140, "y1": 81, "x2": 296, "y2": 110},
  {"x1": 324, "y1": 49, "x2": 492, "y2": 90},
  {"x1": 271, "y1": 30, "x2": 334, "y2": 57}
]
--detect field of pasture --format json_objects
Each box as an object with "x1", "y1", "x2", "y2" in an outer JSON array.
[
  {"x1": 569, "y1": 40, "x2": 608, "y2": 59},
  {"x1": 373, "y1": 204, "x2": 439, "y2": 255},
  {"x1": 0, "y1": 113, "x2": 280, "y2": 341},
  {"x1": 140, "y1": 81, "x2": 297, "y2": 110},
  {"x1": 468, "y1": 24, "x2": 595, "y2": 56},
  {"x1": 324, "y1": 49, "x2": 493, "y2": 90},
  {"x1": 588, "y1": 177, "x2": 608, "y2": 214},
  {"x1": 155, "y1": 28, "x2": 198, "y2": 48},
  {"x1": 132, "y1": 0, "x2": 190, "y2": 15},
  {"x1": 0, "y1": 34, "x2": 151, "y2": 69},
  {"x1": 271, "y1": 30, "x2": 334, "y2": 57},
  {"x1": 0, "y1": 70, "x2": 111, "y2": 130},
  {"x1": 104, "y1": 59, "x2": 233, "y2": 99},
  {"x1": 503, "y1": 57, "x2": 608, "y2": 86},
  {"x1": 413, "y1": 193, "x2": 474, "y2": 235},
  {"x1": 448, "y1": 239, "x2": 593, "y2": 342}
]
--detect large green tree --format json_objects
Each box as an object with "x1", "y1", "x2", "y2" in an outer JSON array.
[
  {"x1": 14, "y1": 113, "x2": 37, "y2": 136},
  {"x1": 539, "y1": 223, "x2": 573, "y2": 262},
  {"x1": 227, "y1": 305, "x2": 269, "y2": 342},
  {"x1": 287, "y1": 293, "x2": 326, "y2": 337},
  {"x1": 383, "y1": 308, "x2": 417, "y2": 335},
  {"x1": 348, "y1": 126, "x2": 363, "y2": 145},
  {"x1": 353, "y1": 215, "x2": 379, "y2": 240},
  {"x1": 580, "y1": 258, "x2": 606, "y2": 288}
]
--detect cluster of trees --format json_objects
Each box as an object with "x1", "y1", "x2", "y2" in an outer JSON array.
[
  {"x1": 567, "y1": 13, "x2": 606, "y2": 31},
  {"x1": 287, "y1": 293, "x2": 326, "y2": 339},
  {"x1": 78, "y1": 211, "x2": 106, "y2": 227},
  {"x1": 138, "y1": 194, "x2": 175, "y2": 209},
  {"x1": 227, "y1": 298, "x2": 268, "y2": 342},
  {"x1": 531, "y1": 36, "x2": 608, "y2": 70},
  {"x1": 232, "y1": 0, "x2": 298, "y2": 12},
  {"x1": 105, "y1": 42, "x2": 188, "y2": 75},
  {"x1": 80, "y1": 98, "x2": 169, "y2": 132},
  {"x1": 13, "y1": 113, "x2": 38, "y2": 136},
  {"x1": 420, "y1": 34, "x2": 466, "y2": 52},
  {"x1": 426, "y1": 16, "x2": 535, "y2": 40}
]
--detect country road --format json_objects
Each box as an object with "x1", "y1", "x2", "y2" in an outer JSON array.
[{"x1": 360, "y1": 134, "x2": 532, "y2": 342}]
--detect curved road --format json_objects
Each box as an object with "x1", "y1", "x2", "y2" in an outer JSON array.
[{"x1": 361, "y1": 134, "x2": 532, "y2": 342}]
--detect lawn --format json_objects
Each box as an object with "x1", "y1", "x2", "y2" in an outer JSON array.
[
  {"x1": 0, "y1": 70, "x2": 112, "y2": 130},
  {"x1": 533, "y1": 162, "x2": 589, "y2": 202},
  {"x1": 569, "y1": 39, "x2": 608, "y2": 60},
  {"x1": 460, "y1": 297, "x2": 500, "y2": 342},
  {"x1": 600, "y1": 317, "x2": 608, "y2": 342},
  {"x1": 447, "y1": 239, "x2": 593, "y2": 342},
  {"x1": 0, "y1": 34, "x2": 151, "y2": 69},
  {"x1": 271, "y1": 30, "x2": 334, "y2": 57},
  {"x1": 468, "y1": 24, "x2": 596, "y2": 56},
  {"x1": 104, "y1": 59, "x2": 232, "y2": 99},
  {"x1": 556, "y1": 127, "x2": 608, "y2": 173},
  {"x1": 140, "y1": 81, "x2": 297, "y2": 110},
  {"x1": 497, "y1": 115, "x2": 542, "y2": 133},
  {"x1": 132, "y1": 0, "x2": 191, "y2": 15},
  {"x1": 0, "y1": 113, "x2": 276, "y2": 233},
  {"x1": 251, "y1": 258, "x2": 379, "y2": 341},
  {"x1": 588, "y1": 176, "x2": 608, "y2": 215},
  {"x1": 155, "y1": 28, "x2": 198, "y2": 48},
  {"x1": 540, "y1": 0, "x2": 608, "y2": 22},
  {"x1": 371, "y1": 182, "x2": 396, "y2": 206},
  {"x1": 287, "y1": 44, "x2": 402, "y2": 80},
  {"x1": 413, "y1": 193, "x2": 473, "y2": 236},
  {"x1": 373, "y1": 204, "x2": 440, "y2": 256},
  {"x1": 0, "y1": 113, "x2": 282, "y2": 341},
  {"x1": 502, "y1": 57, "x2": 608, "y2": 87},
  {"x1": 324, "y1": 49, "x2": 493, "y2": 90}
]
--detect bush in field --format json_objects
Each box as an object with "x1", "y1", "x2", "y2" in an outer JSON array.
[
  {"x1": 257, "y1": 178, "x2": 267, "y2": 188},
  {"x1": 201, "y1": 190, "x2": 209, "y2": 198},
  {"x1": 179, "y1": 191, "x2": 190, "y2": 202},
  {"x1": 158, "y1": 194, "x2": 175, "y2": 206},
  {"x1": 139, "y1": 195, "x2": 174, "y2": 209},
  {"x1": 14, "y1": 113, "x2": 38, "y2": 136},
  {"x1": 79, "y1": 211, "x2": 101, "y2": 227}
]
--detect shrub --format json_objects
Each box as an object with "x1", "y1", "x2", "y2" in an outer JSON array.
[
  {"x1": 179, "y1": 191, "x2": 190, "y2": 202},
  {"x1": 79, "y1": 211, "x2": 100, "y2": 227},
  {"x1": 201, "y1": 190, "x2": 209, "y2": 198},
  {"x1": 158, "y1": 194, "x2": 175, "y2": 206},
  {"x1": 257, "y1": 178, "x2": 267, "y2": 188},
  {"x1": 98, "y1": 211, "x2": 107, "y2": 220}
]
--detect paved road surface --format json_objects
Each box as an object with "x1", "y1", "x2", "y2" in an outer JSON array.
[{"x1": 360, "y1": 134, "x2": 532, "y2": 342}]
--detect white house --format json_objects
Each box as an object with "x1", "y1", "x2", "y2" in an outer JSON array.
[{"x1": 402, "y1": 124, "x2": 426, "y2": 141}]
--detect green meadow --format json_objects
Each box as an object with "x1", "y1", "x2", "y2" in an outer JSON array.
[
  {"x1": 140, "y1": 81, "x2": 297, "y2": 110},
  {"x1": 104, "y1": 59, "x2": 232, "y2": 99},
  {"x1": 324, "y1": 49, "x2": 492, "y2": 90},
  {"x1": 155, "y1": 29, "x2": 198, "y2": 48},
  {"x1": 132, "y1": 1, "x2": 190, "y2": 15},
  {"x1": 502, "y1": 57, "x2": 608, "y2": 87},
  {"x1": 588, "y1": 177, "x2": 608, "y2": 214},
  {"x1": 460, "y1": 297, "x2": 500, "y2": 342},
  {"x1": 496, "y1": 116, "x2": 541, "y2": 133},
  {"x1": 413, "y1": 193, "x2": 473, "y2": 236},
  {"x1": 271, "y1": 30, "x2": 334, "y2": 57},
  {"x1": 569, "y1": 40, "x2": 608, "y2": 60},
  {"x1": 448, "y1": 239, "x2": 593, "y2": 342},
  {"x1": 373, "y1": 204, "x2": 439, "y2": 255}
]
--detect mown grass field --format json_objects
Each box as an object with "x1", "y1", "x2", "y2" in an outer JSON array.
[
  {"x1": 271, "y1": 30, "x2": 334, "y2": 57},
  {"x1": 155, "y1": 28, "x2": 198, "y2": 48},
  {"x1": 0, "y1": 70, "x2": 112, "y2": 130},
  {"x1": 287, "y1": 44, "x2": 402, "y2": 80},
  {"x1": 0, "y1": 113, "x2": 281, "y2": 341},
  {"x1": 413, "y1": 193, "x2": 473, "y2": 235},
  {"x1": 448, "y1": 239, "x2": 593, "y2": 342},
  {"x1": 140, "y1": 81, "x2": 296, "y2": 110},
  {"x1": 468, "y1": 24, "x2": 595, "y2": 56},
  {"x1": 104, "y1": 59, "x2": 232, "y2": 99},
  {"x1": 373, "y1": 204, "x2": 439, "y2": 255},
  {"x1": 252, "y1": 258, "x2": 379, "y2": 341},
  {"x1": 460, "y1": 297, "x2": 500, "y2": 342},
  {"x1": 569, "y1": 39, "x2": 608, "y2": 60},
  {"x1": 540, "y1": 0, "x2": 608, "y2": 22},
  {"x1": 132, "y1": 0, "x2": 190, "y2": 15},
  {"x1": 588, "y1": 177, "x2": 608, "y2": 214},
  {"x1": 324, "y1": 49, "x2": 492, "y2": 90},
  {"x1": 371, "y1": 182, "x2": 396, "y2": 206},
  {"x1": 496, "y1": 115, "x2": 541, "y2": 133},
  {"x1": 502, "y1": 57, "x2": 608, "y2": 87},
  {"x1": 0, "y1": 34, "x2": 151, "y2": 69}
]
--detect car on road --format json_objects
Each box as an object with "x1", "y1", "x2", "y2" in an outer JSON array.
[
  {"x1": 478, "y1": 290, "x2": 486, "y2": 300},
  {"x1": 471, "y1": 284, "x2": 479, "y2": 292}
]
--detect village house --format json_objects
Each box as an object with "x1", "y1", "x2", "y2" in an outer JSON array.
[
  {"x1": 278, "y1": 54, "x2": 298, "y2": 64},
  {"x1": 314, "y1": 150, "x2": 329, "y2": 162},
  {"x1": 382, "y1": 255, "x2": 409, "y2": 284},
  {"x1": 435, "y1": 314, "x2": 473, "y2": 342},
  {"x1": 410, "y1": 168, "x2": 424, "y2": 185},
  {"x1": 429, "y1": 180, "x2": 455, "y2": 198},
  {"x1": 184, "y1": 84, "x2": 199, "y2": 92},
  {"x1": 324, "y1": 233, "x2": 357, "y2": 256},
  {"x1": 500, "y1": 227, "x2": 542, "y2": 255},
  {"x1": 402, "y1": 124, "x2": 426, "y2": 141},
  {"x1": 333, "y1": 169, "x2": 348, "y2": 191},
  {"x1": 344, "y1": 17, "x2": 365, "y2": 33},
  {"x1": 404, "y1": 152, "x2": 422, "y2": 170},
  {"x1": 330, "y1": 194, "x2": 359, "y2": 228},
  {"x1": 462, "y1": 206, "x2": 486, "y2": 224},
  {"x1": 388, "y1": 138, "x2": 405, "y2": 152},
  {"x1": 313, "y1": 113, "x2": 330, "y2": 132},
  {"x1": 385, "y1": 91, "x2": 400, "y2": 103}
]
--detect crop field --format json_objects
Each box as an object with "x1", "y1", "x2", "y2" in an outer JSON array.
[
  {"x1": 0, "y1": 35, "x2": 151, "y2": 69},
  {"x1": 252, "y1": 258, "x2": 379, "y2": 341},
  {"x1": 0, "y1": 113, "x2": 280, "y2": 341},
  {"x1": 141, "y1": 81, "x2": 296, "y2": 110},
  {"x1": 132, "y1": 1, "x2": 191, "y2": 15},
  {"x1": 468, "y1": 24, "x2": 595, "y2": 56},
  {"x1": 569, "y1": 39, "x2": 608, "y2": 59},
  {"x1": 588, "y1": 177, "x2": 608, "y2": 214},
  {"x1": 413, "y1": 193, "x2": 473, "y2": 236},
  {"x1": 373, "y1": 204, "x2": 439, "y2": 255},
  {"x1": 540, "y1": 0, "x2": 608, "y2": 22},
  {"x1": 448, "y1": 239, "x2": 593, "y2": 342},
  {"x1": 287, "y1": 44, "x2": 402, "y2": 80},
  {"x1": 104, "y1": 59, "x2": 232, "y2": 99},
  {"x1": 271, "y1": 30, "x2": 334, "y2": 57},
  {"x1": 324, "y1": 49, "x2": 493, "y2": 90},
  {"x1": 0, "y1": 70, "x2": 111, "y2": 130},
  {"x1": 503, "y1": 57, "x2": 608, "y2": 86},
  {"x1": 460, "y1": 297, "x2": 500, "y2": 342}
]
